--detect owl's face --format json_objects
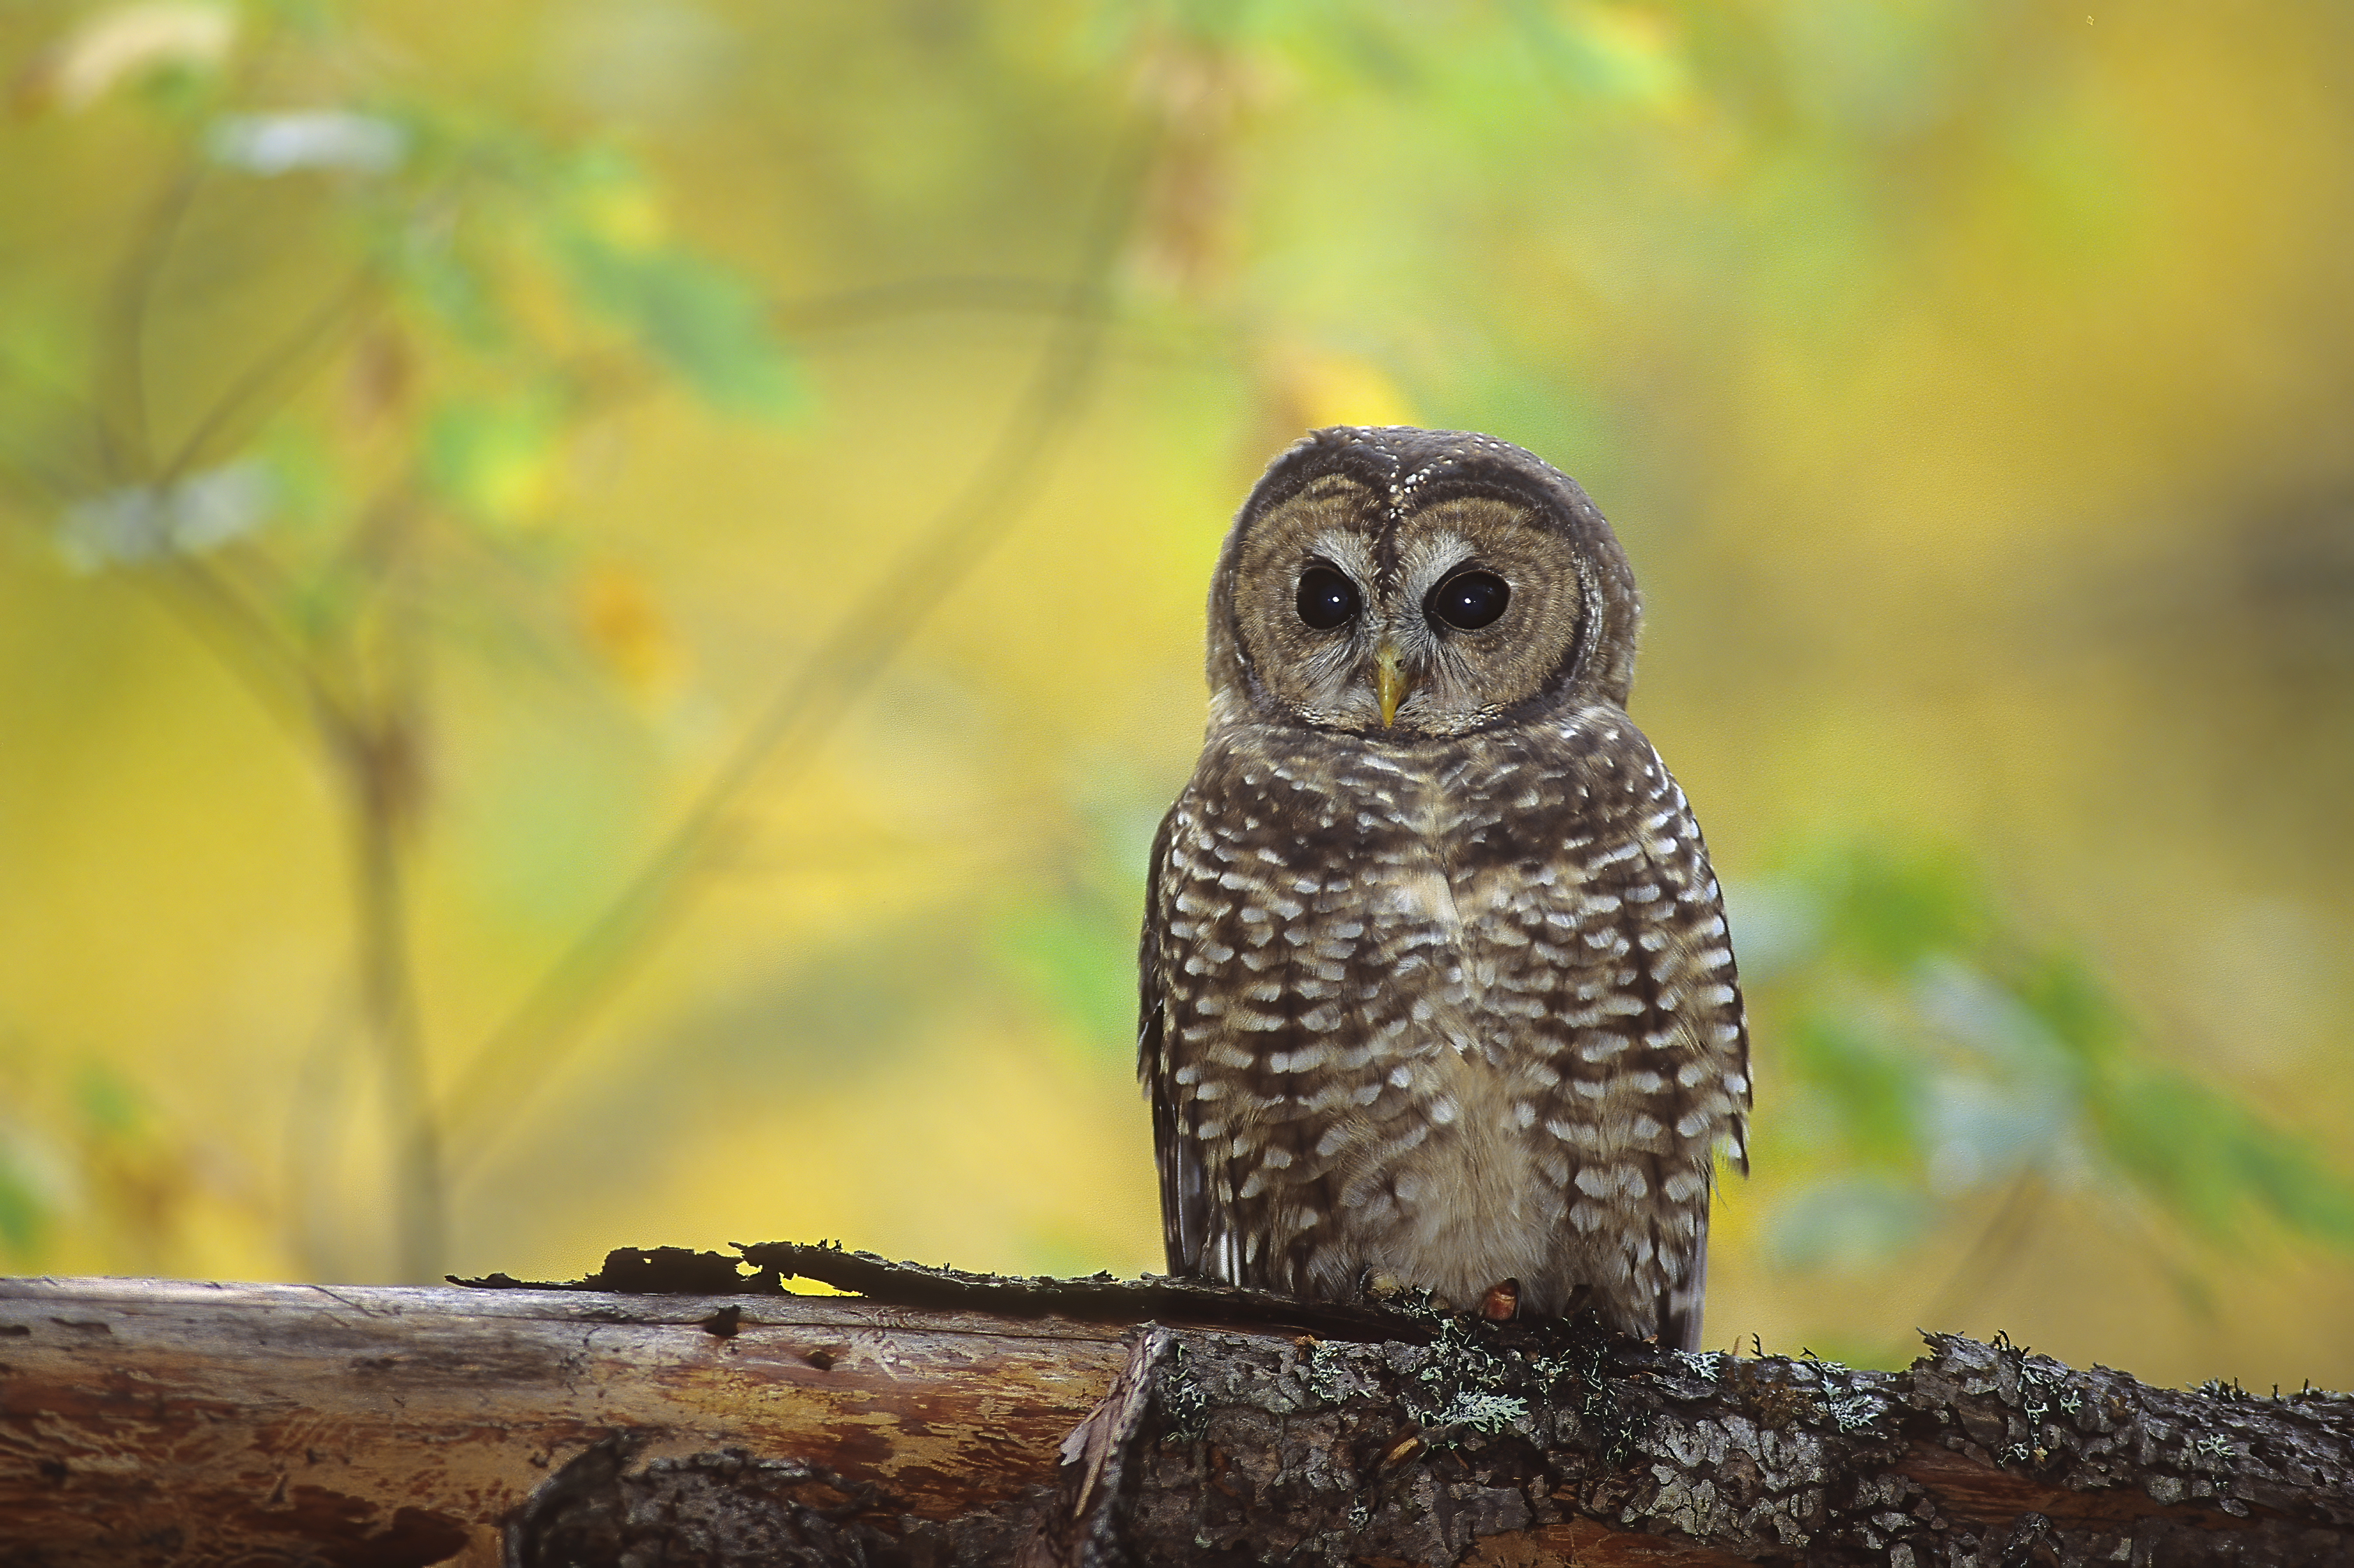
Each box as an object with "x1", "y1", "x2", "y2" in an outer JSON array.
[{"x1": 1209, "y1": 428, "x2": 1640, "y2": 738}]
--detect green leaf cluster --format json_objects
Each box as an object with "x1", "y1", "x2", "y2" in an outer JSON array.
[{"x1": 1747, "y1": 841, "x2": 2354, "y2": 1272}]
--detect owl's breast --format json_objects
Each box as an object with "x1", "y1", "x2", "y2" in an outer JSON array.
[
  {"x1": 1300, "y1": 733, "x2": 1585, "y2": 1023},
  {"x1": 1172, "y1": 729, "x2": 1595, "y2": 1071}
]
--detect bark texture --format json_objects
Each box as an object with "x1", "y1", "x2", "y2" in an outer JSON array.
[
  {"x1": 1096, "y1": 1316, "x2": 2354, "y2": 1567},
  {"x1": 1, "y1": 1246, "x2": 2348, "y2": 1567}
]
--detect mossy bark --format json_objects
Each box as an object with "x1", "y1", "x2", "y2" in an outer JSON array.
[{"x1": 2, "y1": 1249, "x2": 2348, "y2": 1566}]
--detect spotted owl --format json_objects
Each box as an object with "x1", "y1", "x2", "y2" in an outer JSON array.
[{"x1": 1138, "y1": 426, "x2": 1750, "y2": 1349}]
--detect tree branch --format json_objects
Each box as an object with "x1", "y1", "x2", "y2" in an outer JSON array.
[{"x1": 2, "y1": 1249, "x2": 2347, "y2": 1567}]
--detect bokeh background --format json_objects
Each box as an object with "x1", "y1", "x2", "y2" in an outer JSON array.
[{"x1": 1, "y1": 0, "x2": 2349, "y2": 1392}]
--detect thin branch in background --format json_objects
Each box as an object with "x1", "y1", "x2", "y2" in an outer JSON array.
[
  {"x1": 97, "y1": 168, "x2": 201, "y2": 483},
  {"x1": 326, "y1": 473, "x2": 448, "y2": 1282},
  {"x1": 0, "y1": 385, "x2": 353, "y2": 755},
  {"x1": 78, "y1": 156, "x2": 373, "y2": 745},
  {"x1": 79, "y1": 151, "x2": 443, "y2": 1275},
  {"x1": 145, "y1": 556, "x2": 357, "y2": 744},
  {"x1": 342, "y1": 671, "x2": 441, "y2": 1284},
  {"x1": 156, "y1": 267, "x2": 378, "y2": 488},
  {"x1": 434, "y1": 124, "x2": 1162, "y2": 1181},
  {"x1": 1908, "y1": 1168, "x2": 2049, "y2": 1351},
  {"x1": 773, "y1": 275, "x2": 1113, "y2": 338},
  {"x1": 106, "y1": 261, "x2": 389, "y2": 743}
]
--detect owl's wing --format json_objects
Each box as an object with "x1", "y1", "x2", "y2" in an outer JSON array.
[
  {"x1": 1632, "y1": 785, "x2": 1747, "y2": 1354},
  {"x1": 1138, "y1": 803, "x2": 1206, "y2": 1275},
  {"x1": 1517, "y1": 735, "x2": 1750, "y2": 1352}
]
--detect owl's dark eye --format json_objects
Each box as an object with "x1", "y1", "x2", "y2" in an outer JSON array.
[
  {"x1": 1426, "y1": 570, "x2": 1510, "y2": 631},
  {"x1": 1295, "y1": 565, "x2": 1361, "y2": 630}
]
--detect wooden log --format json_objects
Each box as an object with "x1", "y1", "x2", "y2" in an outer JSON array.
[
  {"x1": 0, "y1": 1274, "x2": 1134, "y2": 1566},
  {"x1": 4, "y1": 1254, "x2": 2351, "y2": 1566},
  {"x1": 1096, "y1": 1319, "x2": 2354, "y2": 1567}
]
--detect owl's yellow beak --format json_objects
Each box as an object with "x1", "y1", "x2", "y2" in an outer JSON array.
[{"x1": 1375, "y1": 643, "x2": 1414, "y2": 728}]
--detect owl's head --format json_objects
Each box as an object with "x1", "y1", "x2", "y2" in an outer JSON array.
[{"x1": 1204, "y1": 427, "x2": 1641, "y2": 738}]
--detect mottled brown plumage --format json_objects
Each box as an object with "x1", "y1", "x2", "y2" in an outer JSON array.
[{"x1": 1140, "y1": 427, "x2": 1749, "y2": 1349}]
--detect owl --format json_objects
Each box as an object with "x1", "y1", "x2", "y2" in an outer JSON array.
[{"x1": 1138, "y1": 427, "x2": 1749, "y2": 1350}]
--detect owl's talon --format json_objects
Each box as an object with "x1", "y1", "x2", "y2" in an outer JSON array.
[
  {"x1": 1362, "y1": 1270, "x2": 1407, "y2": 1302},
  {"x1": 1479, "y1": 1279, "x2": 1520, "y2": 1322}
]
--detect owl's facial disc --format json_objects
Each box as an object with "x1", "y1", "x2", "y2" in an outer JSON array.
[{"x1": 1225, "y1": 478, "x2": 1593, "y2": 736}]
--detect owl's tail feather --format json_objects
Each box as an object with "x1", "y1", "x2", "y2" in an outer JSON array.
[{"x1": 1660, "y1": 1229, "x2": 1707, "y2": 1352}]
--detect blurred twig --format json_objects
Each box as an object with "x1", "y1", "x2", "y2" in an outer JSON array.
[
  {"x1": 1908, "y1": 1167, "x2": 2048, "y2": 1352},
  {"x1": 72, "y1": 156, "x2": 376, "y2": 745},
  {"x1": 83, "y1": 151, "x2": 444, "y2": 1277},
  {"x1": 0, "y1": 402, "x2": 337, "y2": 750},
  {"x1": 1, "y1": 149, "x2": 1154, "y2": 1277},
  {"x1": 773, "y1": 275, "x2": 1114, "y2": 337},
  {"x1": 150, "y1": 555, "x2": 359, "y2": 739},
  {"x1": 156, "y1": 267, "x2": 379, "y2": 487},
  {"x1": 97, "y1": 167, "x2": 200, "y2": 481},
  {"x1": 434, "y1": 125, "x2": 1160, "y2": 1180},
  {"x1": 336, "y1": 485, "x2": 441, "y2": 1282}
]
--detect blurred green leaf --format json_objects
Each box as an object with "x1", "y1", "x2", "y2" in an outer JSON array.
[
  {"x1": 423, "y1": 397, "x2": 561, "y2": 525},
  {"x1": 75, "y1": 1061, "x2": 148, "y2": 1140},
  {"x1": 1810, "y1": 841, "x2": 1993, "y2": 979},
  {"x1": 540, "y1": 151, "x2": 799, "y2": 415},
  {"x1": 570, "y1": 244, "x2": 799, "y2": 415},
  {"x1": 1765, "y1": 1174, "x2": 1934, "y2": 1270},
  {"x1": 2091, "y1": 1069, "x2": 2354, "y2": 1249},
  {"x1": 994, "y1": 898, "x2": 1136, "y2": 1057},
  {"x1": 2014, "y1": 951, "x2": 2130, "y2": 1069},
  {"x1": 1756, "y1": 837, "x2": 2354, "y2": 1267},
  {"x1": 0, "y1": 1149, "x2": 48, "y2": 1256},
  {"x1": 992, "y1": 783, "x2": 1163, "y2": 1061},
  {"x1": 384, "y1": 221, "x2": 508, "y2": 349},
  {"x1": 1504, "y1": 0, "x2": 1689, "y2": 106},
  {"x1": 1783, "y1": 1010, "x2": 1924, "y2": 1169}
]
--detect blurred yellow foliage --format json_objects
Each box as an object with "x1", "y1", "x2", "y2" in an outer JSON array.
[
  {"x1": 25, "y1": 1, "x2": 233, "y2": 113},
  {"x1": 0, "y1": 0, "x2": 2348, "y2": 1395},
  {"x1": 575, "y1": 561, "x2": 687, "y2": 699},
  {"x1": 1260, "y1": 346, "x2": 1422, "y2": 436}
]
